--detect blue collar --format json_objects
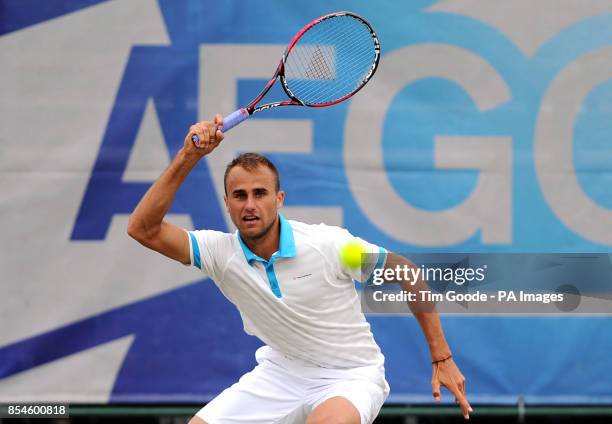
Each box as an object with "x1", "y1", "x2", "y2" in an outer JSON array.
[{"x1": 238, "y1": 214, "x2": 296, "y2": 265}]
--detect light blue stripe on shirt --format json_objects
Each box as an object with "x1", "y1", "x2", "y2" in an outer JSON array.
[
  {"x1": 365, "y1": 246, "x2": 387, "y2": 286},
  {"x1": 188, "y1": 232, "x2": 201, "y2": 269}
]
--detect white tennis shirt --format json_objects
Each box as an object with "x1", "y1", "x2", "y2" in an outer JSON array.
[{"x1": 187, "y1": 214, "x2": 387, "y2": 368}]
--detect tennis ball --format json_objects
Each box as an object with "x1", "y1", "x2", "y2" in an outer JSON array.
[{"x1": 339, "y1": 240, "x2": 366, "y2": 270}]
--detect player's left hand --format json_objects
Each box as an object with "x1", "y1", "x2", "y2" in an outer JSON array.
[{"x1": 431, "y1": 357, "x2": 472, "y2": 420}]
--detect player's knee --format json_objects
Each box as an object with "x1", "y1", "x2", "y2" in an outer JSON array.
[
  {"x1": 306, "y1": 413, "x2": 357, "y2": 424},
  {"x1": 306, "y1": 398, "x2": 360, "y2": 424},
  {"x1": 187, "y1": 416, "x2": 207, "y2": 424}
]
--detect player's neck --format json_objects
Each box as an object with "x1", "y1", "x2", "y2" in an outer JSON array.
[{"x1": 242, "y1": 218, "x2": 280, "y2": 261}]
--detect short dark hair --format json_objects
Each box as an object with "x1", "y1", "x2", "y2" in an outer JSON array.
[{"x1": 224, "y1": 152, "x2": 281, "y2": 194}]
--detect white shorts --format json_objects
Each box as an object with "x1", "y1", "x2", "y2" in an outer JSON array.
[{"x1": 196, "y1": 346, "x2": 390, "y2": 424}]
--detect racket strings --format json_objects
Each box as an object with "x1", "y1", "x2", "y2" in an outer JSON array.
[
  {"x1": 288, "y1": 28, "x2": 370, "y2": 97},
  {"x1": 288, "y1": 20, "x2": 371, "y2": 98},
  {"x1": 301, "y1": 46, "x2": 335, "y2": 80},
  {"x1": 284, "y1": 14, "x2": 377, "y2": 105},
  {"x1": 298, "y1": 47, "x2": 373, "y2": 102}
]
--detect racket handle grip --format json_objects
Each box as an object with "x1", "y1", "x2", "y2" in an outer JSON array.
[
  {"x1": 190, "y1": 109, "x2": 249, "y2": 145},
  {"x1": 222, "y1": 108, "x2": 249, "y2": 131}
]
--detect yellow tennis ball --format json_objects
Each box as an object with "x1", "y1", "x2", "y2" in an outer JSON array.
[{"x1": 339, "y1": 240, "x2": 366, "y2": 269}]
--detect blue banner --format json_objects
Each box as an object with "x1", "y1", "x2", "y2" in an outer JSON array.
[{"x1": 1, "y1": 0, "x2": 612, "y2": 405}]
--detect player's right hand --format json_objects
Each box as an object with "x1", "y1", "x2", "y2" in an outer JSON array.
[{"x1": 184, "y1": 114, "x2": 224, "y2": 156}]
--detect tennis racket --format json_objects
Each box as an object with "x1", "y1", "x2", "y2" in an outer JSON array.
[{"x1": 192, "y1": 11, "x2": 380, "y2": 145}]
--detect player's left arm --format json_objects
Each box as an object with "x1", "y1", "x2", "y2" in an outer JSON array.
[{"x1": 384, "y1": 253, "x2": 473, "y2": 420}]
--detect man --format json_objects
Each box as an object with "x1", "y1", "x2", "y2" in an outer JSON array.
[{"x1": 127, "y1": 115, "x2": 472, "y2": 424}]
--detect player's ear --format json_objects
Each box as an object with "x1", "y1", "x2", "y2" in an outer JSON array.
[
  {"x1": 276, "y1": 191, "x2": 285, "y2": 208},
  {"x1": 224, "y1": 195, "x2": 229, "y2": 212}
]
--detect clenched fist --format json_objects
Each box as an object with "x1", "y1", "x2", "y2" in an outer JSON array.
[{"x1": 184, "y1": 114, "x2": 225, "y2": 156}]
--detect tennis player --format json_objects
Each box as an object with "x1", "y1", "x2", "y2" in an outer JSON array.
[{"x1": 127, "y1": 115, "x2": 472, "y2": 423}]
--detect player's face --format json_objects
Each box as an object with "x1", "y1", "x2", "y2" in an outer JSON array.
[{"x1": 224, "y1": 165, "x2": 284, "y2": 240}]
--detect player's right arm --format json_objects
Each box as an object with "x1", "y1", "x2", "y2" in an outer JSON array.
[{"x1": 127, "y1": 115, "x2": 224, "y2": 264}]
